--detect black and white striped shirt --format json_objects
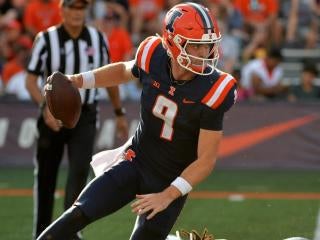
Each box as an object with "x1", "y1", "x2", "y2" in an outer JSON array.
[{"x1": 27, "y1": 24, "x2": 109, "y2": 105}]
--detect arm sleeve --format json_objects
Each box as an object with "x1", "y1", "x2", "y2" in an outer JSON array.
[
  {"x1": 131, "y1": 64, "x2": 140, "y2": 78},
  {"x1": 200, "y1": 107, "x2": 225, "y2": 131},
  {"x1": 200, "y1": 84, "x2": 237, "y2": 131}
]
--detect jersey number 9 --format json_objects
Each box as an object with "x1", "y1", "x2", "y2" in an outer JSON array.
[{"x1": 152, "y1": 95, "x2": 178, "y2": 141}]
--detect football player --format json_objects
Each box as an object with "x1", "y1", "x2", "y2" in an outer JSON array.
[{"x1": 37, "y1": 2, "x2": 237, "y2": 240}]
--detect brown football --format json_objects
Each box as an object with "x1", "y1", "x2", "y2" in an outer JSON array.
[{"x1": 45, "y1": 71, "x2": 82, "y2": 129}]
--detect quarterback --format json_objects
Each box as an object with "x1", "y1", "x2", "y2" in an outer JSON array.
[{"x1": 37, "y1": 2, "x2": 237, "y2": 240}]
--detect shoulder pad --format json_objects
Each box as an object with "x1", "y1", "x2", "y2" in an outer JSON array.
[
  {"x1": 201, "y1": 71, "x2": 237, "y2": 110},
  {"x1": 135, "y1": 36, "x2": 162, "y2": 73}
]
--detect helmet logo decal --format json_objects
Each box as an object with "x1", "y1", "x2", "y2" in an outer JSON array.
[{"x1": 166, "y1": 10, "x2": 182, "y2": 33}]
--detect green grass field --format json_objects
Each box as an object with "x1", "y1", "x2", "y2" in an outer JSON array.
[{"x1": 0, "y1": 168, "x2": 319, "y2": 240}]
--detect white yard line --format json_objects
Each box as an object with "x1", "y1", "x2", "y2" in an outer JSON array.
[{"x1": 314, "y1": 208, "x2": 320, "y2": 240}]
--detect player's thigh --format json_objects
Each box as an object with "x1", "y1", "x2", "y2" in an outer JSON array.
[
  {"x1": 130, "y1": 195, "x2": 187, "y2": 240},
  {"x1": 74, "y1": 160, "x2": 139, "y2": 221}
]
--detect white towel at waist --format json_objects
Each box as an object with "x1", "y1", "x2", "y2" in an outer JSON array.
[{"x1": 90, "y1": 136, "x2": 133, "y2": 177}]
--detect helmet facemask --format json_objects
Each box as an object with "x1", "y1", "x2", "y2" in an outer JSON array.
[{"x1": 172, "y1": 33, "x2": 221, "y2": 75}]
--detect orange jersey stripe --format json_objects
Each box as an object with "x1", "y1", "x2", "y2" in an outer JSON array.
[
  {"x1": 211, "y1": 79, "x2": 236, "y2": 109},
  {"x1": 201, "y1": 74, "x2": 227, "y2": 104},
  {"x1": 136, "y1": 38, "x2": 150, "y2": 70},
  {"x1": 202, "y1": 74, "x2": 236, "y2": 109},
  {"x1": 144, "y1": 38, "x2": 161, "y2": 73}
]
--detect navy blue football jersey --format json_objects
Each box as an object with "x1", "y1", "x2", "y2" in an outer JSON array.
[{"x1": 130, "y1": 36, "x2": 237, "y2": 181}]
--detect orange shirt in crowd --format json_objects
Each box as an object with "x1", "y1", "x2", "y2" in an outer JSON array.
[
  {"x1": 234, "y1": 0, "x2": 278, "y2": 23},
  {"x1": 2, "y1": 36, "x2": 32, "y2": 85},
  {"x1": 129, "y1": 0, "x2": 164, "y2": 20},
  {"x1": 23, "y1": 0, "x2": 61, "y2": 35},
  {"x1": 1, "y1": 60, "x2": 24, "y2": 85},
  {"x1": 106, "y1": 27, "x2": 133, "y2": 63}
]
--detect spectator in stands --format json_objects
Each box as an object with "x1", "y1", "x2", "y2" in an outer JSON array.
[
  {"x1": 23, "y1": 0, "x2": 61, "y2": 37},
  {"x1": 234, "y1": 0, "x2": 283, "y2": 60},
  {"x1": 158, "y1": 0, "x2": 184, "y2": 31},
  {"x1": 165, "y1": 0, "x2": 182, "y2": 8},
  {"x1": 101, "y1": 11, "x2": 132, "y2": 63},
  {"x1": 0, "y1": 0, "x2": 14, "y2": 55},
  {"x1": 241, "y1": 47, "x2": 287, "y2": 100},
  {"x1": 104, "y1": 0, "x2": 129, "y2": 29},
  {"x1": 129, "y1": 0, "x2": 165, "y2": 45},
  {"x1": 0, "y1": 33, "x2": 6, "y2": 82},
  {"x1": 284, "y1": 0, "x2": 319, "y2": 49},
  {"x1": 1, "y1": 35, "x2": 32, "y2": 97},
  {"x1": 287, "y1": 62, "x2": 320, "y2": 102},
  {"x1": 12, "y1": 0, "x2": 27, "y2": 19},
  {"x1": 315, "y1": 0, "x2": 320, "y2": 14},
  {"x1": 208, "y1": 0, "x2": 243, "y2": 73},
  {"x1": 0, "y1": 0, "x2": 18, "y2": 28},
  {"x1": 2, "y1": 35, "x2": 33, "y2": 100},
  {"x1": 241, "y1": 24, "x2": 269, "y2": 62},
  {"x1": 0, "y1": 3, "x2": 22, "y2": 89},
  {"x1": 100, "y1": 10, "x2": 141, "y2": 100},
  {"x1": 0, "y1": 19, "x2": 22, "y2": 64},
  {"x1": 0, "y1": 74, "x2": 3, "y2": 96}
]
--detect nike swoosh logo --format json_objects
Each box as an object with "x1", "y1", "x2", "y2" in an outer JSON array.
[
  {"x1": 219, "y1": 115, "x2": 318, "y2": 157},
  {"x1": 183, "y1": 98, "x2": 195, "y2": 104}
]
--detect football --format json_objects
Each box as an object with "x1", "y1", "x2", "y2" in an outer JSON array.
[{"x1": 45, "y1": 71, "x2": 82, "y2": 129}]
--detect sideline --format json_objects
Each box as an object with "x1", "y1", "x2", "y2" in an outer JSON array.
[{"x1": 1, "y1": 189, "x2": 320, "y2": 200}]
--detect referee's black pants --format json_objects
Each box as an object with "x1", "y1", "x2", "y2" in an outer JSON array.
[{"x1": 33, "y1": 105, "x2": 97, "y2": 239}]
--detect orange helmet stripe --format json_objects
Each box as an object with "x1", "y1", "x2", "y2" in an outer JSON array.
[{"x1": 188, "y1": 2, "x2": 214, "y2": 34}]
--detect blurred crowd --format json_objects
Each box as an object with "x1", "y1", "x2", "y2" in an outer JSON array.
[{"x1": 0, "y1": 0, "x2": 320, "y2": 102}]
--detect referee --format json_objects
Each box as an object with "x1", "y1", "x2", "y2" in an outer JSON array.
[{"x1": 25, "y1": 0, "x2": 128, "y2": 239}]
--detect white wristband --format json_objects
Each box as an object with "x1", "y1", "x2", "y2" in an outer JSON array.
[
  {"x1": 81, "y1": 71, "x2": 95, "y2": 89},
  {"x1": 170, "y1": 177, "x2": 192, "y2": 196}
]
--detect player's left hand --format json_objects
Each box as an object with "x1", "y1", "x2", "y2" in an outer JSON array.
[
  {"x1": 131, "y1": 192, "x2": 174, "y2": 220},
  {"x1": 115, "y1": 115, "x2": 129, "y2": 139}
]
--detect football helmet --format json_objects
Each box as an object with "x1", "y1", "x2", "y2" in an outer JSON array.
[{"x1": 162, "y1": 2, "x2": 221, "y2": 75}]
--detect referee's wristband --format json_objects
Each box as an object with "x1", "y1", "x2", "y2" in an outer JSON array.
[
  {"x1": 114, "y1": 107, "x2": 126, "y2": 117},
  {"x1": 81, "y1": 71, "x2": 95, "y2": 89},
  {"x1": 170, "y1": 177, "x2": 192, "y2": 196}
]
